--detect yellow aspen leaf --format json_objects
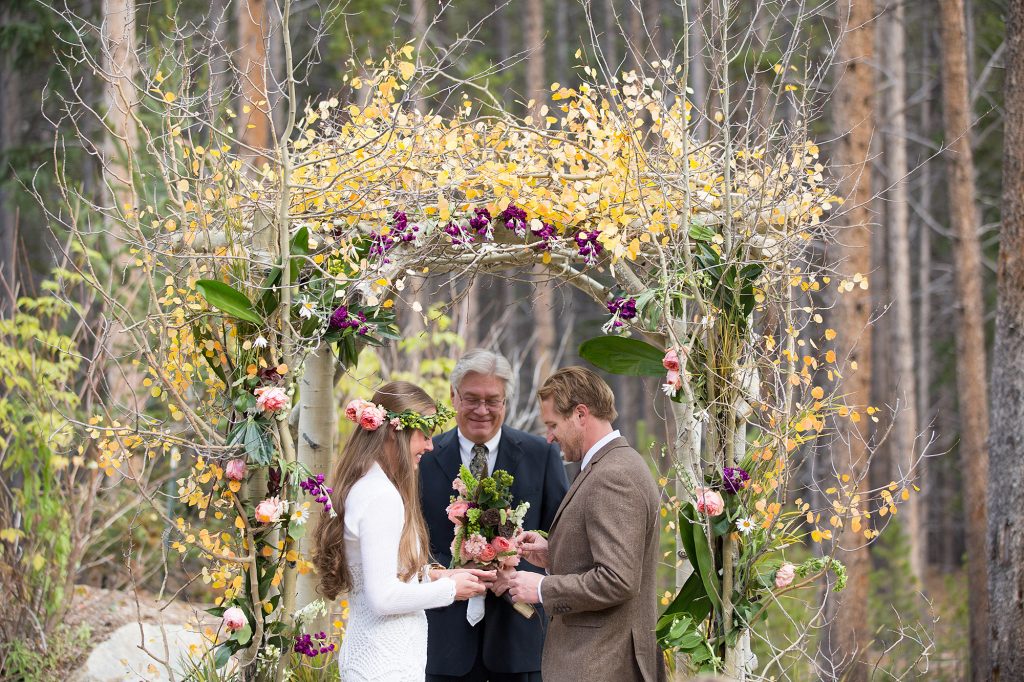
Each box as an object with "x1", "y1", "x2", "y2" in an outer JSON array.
[
  {"x1": 824, "y1": 328, "x2": 837, "y2": 340},
  {"x1": 163, "y1": 91, "x2": 177, "y2": 103},
  {"x1": 397, "y1": 61, "x2": 415, "y2": 80},
  {"x1": 811, "y1": 386, "x2": 824, "y2": 399},
  {"x1": 811, "y1": 529, "x2": 823, "y2": 542},
  {"x1": 901, "y1": 488, "x2": 910, "y2": 501},
  {"x1": 276, "y1": 364, "x2": 288, "y2": 375},
  {"x1": 825, "y1": 350, "x2": 836, "y2": 363}
]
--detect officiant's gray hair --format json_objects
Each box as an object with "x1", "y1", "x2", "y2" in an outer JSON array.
[{"x1": 451, "y1": 349, "x2": 515, "y2": 394}]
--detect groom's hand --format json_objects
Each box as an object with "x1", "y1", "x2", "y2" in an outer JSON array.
[
  {"x1": 508, "y1": 570, "x2": 543, "y2": 605},
  {"x1": 516, "y1": 531, "x2": 550, "y2": 568},
  {"x1": 491, "y1": 567, "x2": 515, "y2": 596}
]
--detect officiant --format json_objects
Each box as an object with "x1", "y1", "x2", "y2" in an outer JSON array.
[{"x1": 420, "y1": 349, "x2": 569, "y2": 682}]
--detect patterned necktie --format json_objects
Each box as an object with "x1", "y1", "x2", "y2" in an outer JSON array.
[{"x1": 470, "y1": 443, "x2": 489, "y2": 480}]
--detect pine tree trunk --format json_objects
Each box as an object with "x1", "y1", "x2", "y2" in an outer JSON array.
[
  {"x1": 883, "y1": 0, "x2": 924, "y2": 584},
  {"x1": 988, "y1": 2, "x2": 1024, "y2": 677},
  {"x1": 818, "y1": 1, "x2": 874, "y2": 678},
  {"x1": 237, "y1": 0, "x2": 272, "y2": 167},
  {"x1": 937, "y1": 2, "x2": 991, "y2": 678}
]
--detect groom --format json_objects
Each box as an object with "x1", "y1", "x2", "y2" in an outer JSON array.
[
  {"x1": 504, "y1": 366, "x2": 664, "y2": 682},
  {"x1": 420, "y1": 349, "x2": 569, "y2": 681}
]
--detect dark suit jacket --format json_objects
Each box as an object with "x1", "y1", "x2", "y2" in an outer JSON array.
[
  {"x1": 540, "y1": 437, "x2": 663, "y2": 682},
  {"x1": 420, "y1": 426, "x2": 569, "y2": 676}
]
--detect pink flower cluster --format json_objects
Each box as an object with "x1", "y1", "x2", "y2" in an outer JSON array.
[
  {"x1": 694, "y1": 486, "x2": 725, "y2": 516},
  {"x1": 255, "y1": 386, "x2": 289, "y2": 413},
  {"x1": 225, "y1": 459, "x2": 247, "y2": 481},
  {"x1": 344, "y1": 399, "x2": 387, "y2": 431},
  {"x1": 775, "y1": 562, "x2": 796, "y2": 588},
  {"x1": 662, "y1": 349, "x2": 684, "y2": 397},
  {"x1": 255, "y1": 496, "x2": 285, "y2": 524},
  {"x1": 446, "y1": 501, "x2": 470, "y2": 525},
  {"x1": 459, "y1": 533, "x2": 519, "y2": 567},
  {"x1": 222, "y1": 606, "x2": 247, "y2": 632}
]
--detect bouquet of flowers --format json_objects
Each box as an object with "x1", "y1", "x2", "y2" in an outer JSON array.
[{"x1": 446, "y1": 464, "x2": 535, "y2": 618}]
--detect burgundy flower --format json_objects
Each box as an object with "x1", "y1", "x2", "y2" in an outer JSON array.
[{"x1": 722, "y1": 466, "x2": 750, "y2": 494}]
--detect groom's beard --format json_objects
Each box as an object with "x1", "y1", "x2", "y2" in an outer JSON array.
[{"x1": 561, "y1": 426, "x2": 586, "y2": 462}]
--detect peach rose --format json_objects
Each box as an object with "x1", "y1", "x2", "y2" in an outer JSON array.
[
  {"x1": 344, "y1": 398, "x2": 372, "y2": 422},
  {"x1": 255, "y1": 386, "x2": 288, "y2": 413},
  {"x1": 478, "y1": 544, "x2": 497, "y2": 563},
  {"x1": 446, "y1": 501, "x2": 470, "y2": 525},
  {"x1": 224, "y1": 459, "x2": 247, "y2": 481},
  {"x1": 694, "y1": 487, "x2": 725, "y2": 516},
  {"x1": 663, "y1": 348, "x2": 681, "y2": 372},
  {"x1": 359, "y1": 405, "x2": 386, "y2": 431},
  {"x1": 223, "y1": 606, "x2": 247, "y2": 632},
  {"x1": 490, "y1": 536, "x2": 512, "y2": 553},
  {"x1": 255, "y1": 496, "x2": 285, "y2": 524},
  {"x1": 775, "y1": 562, "x2": 796, "y2": 589},
  {"x1": 500, "y1": 553, "x2": 521, "y2": 568}
]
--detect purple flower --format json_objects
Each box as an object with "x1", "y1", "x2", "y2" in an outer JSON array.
[
  {"x1": 469, "y1": 208, "x2": 492, "y2": 238},
  {"x1": 294, "y1": 631, "x2": 335, "y2": 658},
  {"x1": 575, "y1": 229, "x2": 603, "y2": 265},
  {"x1": 443, "y1": 220, "x2": 473, "y2": 246},
  {"x1": 498, "y1": 203, "x2": 528, "y2": 237},
  {"x1": 605, "y1": 297, "x2": 638, "y2": 328},
  {"x1": 722, "y1": 466, "x2": 750, "y2": 494},
  {"x1": 531, "y1": 221, "x2": 557, "y2": 250},
  {"x1": 301, "y1": 475, "x2": 335, "y2": 514}
]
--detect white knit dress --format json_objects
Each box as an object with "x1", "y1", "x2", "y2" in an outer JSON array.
[{"x1": 337, "y1": 464, "x2": 456, "y2": 682}]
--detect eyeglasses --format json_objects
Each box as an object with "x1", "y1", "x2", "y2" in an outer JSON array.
[{"x1": 455, "y1": 389, "x2": 507, "y2": 410}]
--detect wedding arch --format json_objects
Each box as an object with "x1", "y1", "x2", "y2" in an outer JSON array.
[{"x1": 52, "y1": 26, "x2": 913, "y2": 679}]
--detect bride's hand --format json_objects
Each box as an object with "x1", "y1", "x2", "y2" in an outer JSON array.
[{"x1": 450, "y1": 571, "x2": 488, "y2": 600}]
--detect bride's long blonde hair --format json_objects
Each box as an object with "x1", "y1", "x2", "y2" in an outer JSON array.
[{"x1": 313, "y1": 381, "x2": 434, "y2": 600}]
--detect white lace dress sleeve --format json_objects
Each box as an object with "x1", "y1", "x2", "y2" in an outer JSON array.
[{"x1": 336, "y1": 464, "x2": 455, "y2": 682}]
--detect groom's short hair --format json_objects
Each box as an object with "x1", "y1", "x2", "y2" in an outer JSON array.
[{"x1": 538, "y1": 366, "x2": 618, "y2": 422}]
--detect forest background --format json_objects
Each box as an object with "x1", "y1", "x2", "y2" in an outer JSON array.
[{"x1": 0, "y1": 0, "x2": 1020, "y2": 680}]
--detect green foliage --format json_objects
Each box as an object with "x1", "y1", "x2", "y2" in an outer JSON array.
[
  {"x1": 1, "y1": 622, "x2": 92, "y2": 681},
  {"x1": 578, "y1": 336, "x2": 665, "y2": 376},
  {"x1": 0, "y1": 296, "x2": 81, "y2": 643}
]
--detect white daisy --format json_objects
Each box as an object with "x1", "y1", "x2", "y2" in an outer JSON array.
[
  {"x1": 661, "y1": 383, "x2": 679, "y2": 397},
  {"x1": 298, "y1": 301, "x2": 315, "y2": 319},
  {"x1": 736, "y1": 517, "x2": 756, "y2": 534},
  {"x1": 291, "y1": 503, "x2": 310, "y2": 525},
  {"x1": 253, "y1": 335, "x2": 268, "y2": 349}
]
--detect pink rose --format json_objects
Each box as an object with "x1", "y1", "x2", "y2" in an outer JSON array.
[
  {"x1": 663, "y1": 348, "x2": 681, "y2": 372},
  {"x1": 344, "y1": 398, "x2": 374, "y2": 423},
  {"x1": 389, "y1": 416, "x2": 403, "y2": 430},
  {"x1": 478, "y1": 544, "x2": 497, "y2": 563},
  {"x1": 490, "y1": 536, "x2": 512, "y2": 553},
  {"x1": 694, "y1": 487, "x2": 725, "y2": 516},
  {"x1": 775, "y1": 562, "x2": 796, "y2": 589},
  {"x1": 446, "y1": 501, "x2": 470, "y2": 525},
  {"x1": 255, "y1": 496, "x2": 285, "y2": 524},
  {"x1": 223, "y1": 606, "x2": 247, "y2": 632},
  {"x1": 255, "y1": 386, "x2": 288, "y2": 413},
  {"x1": 358, "y1": 404, "x2": 386, "y2": 431},
  {"x1": 666, "y1": 370, "x2": 682, "y2": 390},
  {"x1": 452, "y1": 478, "x2": 468, "y2": 496},
  {"x1": 224, "y1": 459, "x2": 247, "y2": 481}
]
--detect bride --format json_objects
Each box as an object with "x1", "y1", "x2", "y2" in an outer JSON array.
[{"x1": 313, "y1": 381, "x2": 493, "y2": 681}]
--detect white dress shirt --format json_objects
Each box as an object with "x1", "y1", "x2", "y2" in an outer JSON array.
[{"x1": 457, "y1": 428, "x2": 502, "y2": 473}]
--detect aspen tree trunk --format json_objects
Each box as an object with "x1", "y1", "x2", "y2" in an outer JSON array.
[
  {"x1": 988, "y1": 2, "x2": 1024, "y2": 677},
  {"x1": 295, "y1": 343, "x2": 336, "y2": 624},
  {"x1": 937, "y1": 3, "x2": 990, "y2": 678},
  {"x1": 818, "y1": 1, "x2": 874, "y2": 679},
  {"x1": 883, "y1": 0, "x2": 924, "y2": 584},
  {"x1": 0, "y1": 2, "x2": 20, "y2": 309}
]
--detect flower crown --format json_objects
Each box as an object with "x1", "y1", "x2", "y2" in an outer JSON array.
[{"x1": 344, "y1": 398, "x2": 455, "y2": 433}]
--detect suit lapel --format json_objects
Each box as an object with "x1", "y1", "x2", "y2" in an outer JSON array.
[
  {"x1": 547, "y1": 436, "x2": 629, "y2": 534},
  {"x1": 493, "y1": 428, "x2": 522, "y2": 476},
  {"x1": 431, "y1": 429, "x2": 463, "y2": 485}
]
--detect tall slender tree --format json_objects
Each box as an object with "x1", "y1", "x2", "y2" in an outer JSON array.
[
  {"x1": 818, "y1": 0, "x2": 874, "y2": 679},
  {"x1": 938, "y1": 1, "x2": 990, "y2": 677},
  {"x1": 988, "y1": 1, "x2": 1024, "y2": 678},
  {"x1": 882, "y1": 0, "x2": 924, "y2": 583},
  {"x1": 237, "y1": 0, "x2": 272, "y2": 168}
]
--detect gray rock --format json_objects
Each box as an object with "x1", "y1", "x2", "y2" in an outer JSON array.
[{"x1": 71, "y1": 622, "x2": 209, "y2": 681}]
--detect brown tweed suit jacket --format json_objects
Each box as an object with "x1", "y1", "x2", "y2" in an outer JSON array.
[{"x1": 539, "y1": 436, "x2": 664, "y2": 682}]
